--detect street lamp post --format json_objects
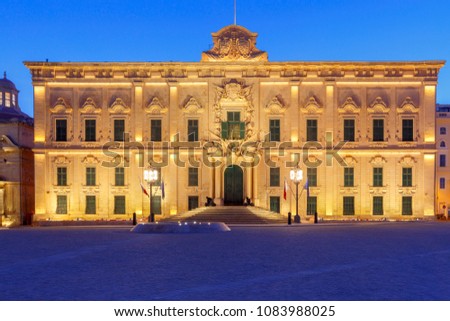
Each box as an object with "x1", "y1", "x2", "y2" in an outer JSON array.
[
  {"x1": 290, "y1": 168, "x2": 303, "y2": 223},
  {"x1": 144, "y1": 168, "x2": 158, "y2": 223}
]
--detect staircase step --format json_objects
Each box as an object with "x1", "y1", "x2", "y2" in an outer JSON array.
[{"x1": 161, "y1": 206, "x2": 286, "y2": 225}]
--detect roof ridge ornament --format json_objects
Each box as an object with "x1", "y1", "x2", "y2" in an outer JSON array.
[{"x1": 201, "y1": 25, "x2": 268, "y2": 62}]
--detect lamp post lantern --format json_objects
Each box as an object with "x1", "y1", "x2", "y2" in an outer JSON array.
[
  {"x1": 290, "y1": 168, "x2": 303, "y2": 223},
  {"x1": 144, "y1": 168, "x2": 158, "y2": 223}
]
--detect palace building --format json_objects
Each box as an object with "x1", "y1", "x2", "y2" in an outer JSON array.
[{"x1": 25, "y1": 25, "x2": 445, "y2": 222}]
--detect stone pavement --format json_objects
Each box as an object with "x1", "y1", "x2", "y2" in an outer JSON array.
[{"x1": 1, "y1": 222, "x2": 450, "y2": 300}]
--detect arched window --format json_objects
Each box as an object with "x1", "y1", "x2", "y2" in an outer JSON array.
[{"x1": 440, "y1": 141, "x2": 446, "y2": 148}]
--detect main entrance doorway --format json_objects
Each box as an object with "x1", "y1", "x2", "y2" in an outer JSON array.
[{"x1": 224, "y1": 165, "x2": 244, "y2": 205}]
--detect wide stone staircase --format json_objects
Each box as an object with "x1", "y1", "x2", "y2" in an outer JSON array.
[{"x1": 161, "y1": 206, "x2": 287, "y2": 225}]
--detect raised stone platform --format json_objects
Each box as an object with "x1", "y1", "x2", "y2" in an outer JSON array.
[{"x1": 131, "y1": 222, "x2": 231, "y2": 234}]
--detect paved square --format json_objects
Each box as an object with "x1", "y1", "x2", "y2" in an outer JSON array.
[{"x1": 1, "y1": 222, "x2": 449, "y2": 300}]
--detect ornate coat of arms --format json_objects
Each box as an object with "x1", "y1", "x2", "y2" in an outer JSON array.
[{"x1": 202, "y1": 25, "x2": 267, "y2": 62}]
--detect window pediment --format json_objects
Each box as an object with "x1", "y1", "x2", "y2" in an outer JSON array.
[
  {"x1": 369, "y1": 155, "x2": 387, "y2": 165},
  {"x1": 81, "y1": 155, "x2": 100, "y2": 164},
  {"x1": 397, "y1": 97, "x2": 419, "y2": 114},
  {"x1": 50, "y1": 97, "x2": 73, "y2": 114},
  {"x1": 338, "y1": 97, "x2": 360, "y2": 114},
  {"x1": 145, "y1": 97, "x2": 168, "y2": 114},
  {"x1": 398, "y1": 156, "x2": 417, "y2": 166},
  {"x1": 108, "y1": 98, "x2": 130, "y2": 114},
  {"x1": 80, "y1": 97, "x2": 101, "y2": 114},
  {"x1": 182, "y1": 96, "x2": 204, "y2": 114},
  {"x1": 301, "y1": 96, "x2": 323, "y2": 114},
  {"x1": 264, "y1": 96, "x2": 287, "y2": 115},
  {"x1": 343, "y1": 155, "x2": 358, "y2": 166},
  {"x1": 368, "y1": 97, "x2": 390, "y2": 114},
  {"x1": 52, "y1": 156, "x2": 71, "y2": 164}
]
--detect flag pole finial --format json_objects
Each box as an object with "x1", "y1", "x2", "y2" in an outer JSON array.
[{"x1": 234, "y1": 0, "x2": 237, "y2": 25}]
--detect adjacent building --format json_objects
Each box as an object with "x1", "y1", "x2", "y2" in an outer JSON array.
[
  {"x1": 25, "y1": 25, "x2": 444, "y2": 222},
  {"x1": 436, "y1": 104, "x2": 450, "y2": 217},
  {"x1": 0, "y1": 73, "x2": 34, "y2": 227}
]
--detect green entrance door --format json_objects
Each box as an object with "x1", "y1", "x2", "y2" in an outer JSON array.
[{"x1": 224, "y1": 165, "x2": 244, "y2": 205}]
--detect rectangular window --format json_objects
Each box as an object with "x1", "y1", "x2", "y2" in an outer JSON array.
[
  {"x1": 307, "y1": 167, "x2": 317, "y2": 187},
  {"x1": 440, "y1": 178, "x2": 446, "y2": 189},
  {"x1": 188, "y1": 167, "x2": 198, "y2": 187},
  {"x1": 440, "y1": 127, "x2": 447, "y2": 135},
  {"x1": 85, "y1": 119, "x2": 96, "y2": 142},
  {"x1": 150, "y1": 119, "x2": 162, "y2": 142},
  {"x1": 343, "y1": 196, "x2": 355, "y2": 215},
  {"x1": 55, "y1": 119, "x2": 67, "y2": 141},
  {"x1": 86, "y1": 167, "x2": 96, "y2": 186},
  {"x1": 188, "y1": 196, "x2": 199, "y2": 211},
  {"x1": 56, "y1": 195, "x2": 67, "y2": 214},
  {"x1": 12, "y1": 94, "x2": 16, "y2": 106},
  {"x1": 114, "y1": 119, "x2": 125, "y2": 141},
  {"x1": 373, "y1": 196, "x2": 383, "y2": 215},
  {"x1": 270, "y1": 167, "x2": 280, "y2": 187},
  {"x1": 440, "y1": 155, "x2": 446, "y2": 167},
  {"x1": 373, "y1": 167, "x2": 383, "y2": 187},
  {"x1": 85, "y1": 196, "x2": 96, "y2": 214},
  {"x1": 115, "y1": 167, "x2": 125, "y2": 186},
  {"x1": 402, "y1": 168, "x2": 412, "y2": 187},
  {"x1": 373, "y1": 119, "x2": 384, "y2": 142},
  {"x1": 5, "y1": 92, "x2": 10, "y2": 107},
  {"x1": 343, "y1": 119, "x2": 355, "y2": 142},
  {"x1": 269, "y1": 119, "x2": 280, "y2": 142},
  {"x1": 307, "y1": 196, "x2": 317, "y2": 215},
  {"x1": 344, "y1": 167, "x2": 354, "y2": 187},
  {"x1": 114, "y1": 196, "x2": 126, "y2": 214},
  {"x1": 270, "y1": 196, "x2": 280, "y2": 213},
  {"x1": 0, "y1": 92, "x2": 2, "y2": 105},
  {"x1": 306, "y1": 119, "x2": 318, "y2": 141},
  {"x1": 57, "y1": 167, "x2": 67, "y2": 186},
  {"x1": 187, "y1": 119, "x2": 198, "y2": 142},
  {"x1": 402, "y1": 119, "x2": 414, "y2": 142},
  {"x1": 222, "y1": 112, "x2": 244, "y2": 140},
  {"x1": 402, "y1": 196, "x2": 413, "y2": 215},
  {"x1": 151, "y1": 195, "x2": 161, "y2": 214}
]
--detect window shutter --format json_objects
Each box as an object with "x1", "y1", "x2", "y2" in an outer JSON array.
[
  {"x1": 239, "y1": 122, "x2": 245, "y2": 139},
  {"x1": 221, "y1": 122, "x2": 228, "y2": 139}
]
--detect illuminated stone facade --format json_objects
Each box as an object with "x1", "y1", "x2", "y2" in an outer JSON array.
[{"x1": 25, "y1": 25, "x2": 444, "y2": 222}]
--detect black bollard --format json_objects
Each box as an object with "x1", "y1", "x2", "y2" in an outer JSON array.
[
  {"x1": 132, "y1": 212, "x2": 137, "y2": 225},
  {"x1": 288, "y1": 212, "x2": 292, "y2": 225},
  {"x1": 150, "y1": 212, "x2": 155, "y2": 223},
  {"x1": 314, "y1": 211, "x2": 318, "y2": 224}
]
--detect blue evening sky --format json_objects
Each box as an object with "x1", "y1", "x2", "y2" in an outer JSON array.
[{"x1": 1, "y1": 0, "x2": 449, "y2": 116}]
